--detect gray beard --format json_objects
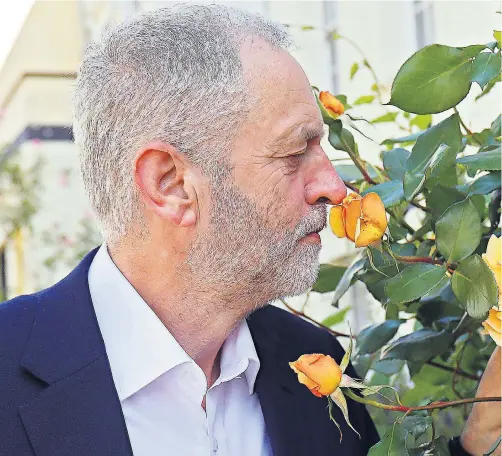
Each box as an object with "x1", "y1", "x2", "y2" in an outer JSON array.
[{"x1": 185, "y1": 171, "x2": 326, "y2": 305}]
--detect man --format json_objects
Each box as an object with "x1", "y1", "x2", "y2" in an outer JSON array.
[{"x1": 0, "y1": 5, "x2": 499, "y2": 456}]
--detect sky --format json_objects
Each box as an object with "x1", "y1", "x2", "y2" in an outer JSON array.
[{"x1": 0, "y1": 0, "x2": 34, "y2": 71}]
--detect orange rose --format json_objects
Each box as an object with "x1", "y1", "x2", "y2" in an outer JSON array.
[
  {"x1": 289, "y1": 353, "x2": 342, "y2": 397},
  {"x1": 319, "y1": 91, "x2": 345, "y2": 119},
  {"x1": 329, "y1": 192, "x2": 388, "y2": 247},
  {"x1": 482, "y1": 235, "x2": 502, "y2": 346}
]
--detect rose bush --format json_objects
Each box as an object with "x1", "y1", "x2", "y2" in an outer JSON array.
[{"x1": 290, "y1": 25, "x2": 501, "y2": 454}]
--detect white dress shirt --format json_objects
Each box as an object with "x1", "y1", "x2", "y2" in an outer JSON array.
[{"x1": 88, "y1": 244, "x2": 273, "y2": 456}]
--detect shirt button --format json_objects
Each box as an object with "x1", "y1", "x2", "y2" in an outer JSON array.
[{"x1": 212, "y1": 437, "x2": 218, "y2": 453}]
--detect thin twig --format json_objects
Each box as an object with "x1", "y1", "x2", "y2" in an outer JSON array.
[
  {"x1": 344, "y1": 388, "x2": 499, "y2": 412},
  {"x1": 426, "y1": 360, "x2": 479, "y2": 382},
  {"x1": 279, "y1": 298, "x2": 354, "y2": 339}
]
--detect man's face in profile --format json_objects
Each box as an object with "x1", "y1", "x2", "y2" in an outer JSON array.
[{"x1": 186, "y1": 38, "x2": 346, "y2": 304}]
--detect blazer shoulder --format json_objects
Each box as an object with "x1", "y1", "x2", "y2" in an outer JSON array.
[{"x1": 0, "y1": 293, "x2": 39, "y2": 347}]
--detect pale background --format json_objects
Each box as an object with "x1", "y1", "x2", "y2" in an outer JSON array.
[{"x1": 0, "y1": 0, "x2": 500, "y2": 335}]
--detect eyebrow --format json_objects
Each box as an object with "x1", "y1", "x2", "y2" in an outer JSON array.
[{"x1": 273, "y1": 122, "x2": 326, "y2": 150}]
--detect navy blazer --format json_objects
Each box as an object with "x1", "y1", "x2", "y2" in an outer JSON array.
[{"x1": 0, "y1": 248, "x2": 379, "y2": 456}]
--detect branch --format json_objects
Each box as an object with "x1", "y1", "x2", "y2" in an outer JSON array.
[
  {"x1": 393, "y1": 254, "x2": 444, "y2": 266},
  {"x1": 280, "y1": 298, "x2": 354, "y2": 339},
  {"x1": 344, "y1": 388, "x2": 500, "y2": 413},
  {"x1": 426, "y1": 360, "x2": 480, "y2": 382}
]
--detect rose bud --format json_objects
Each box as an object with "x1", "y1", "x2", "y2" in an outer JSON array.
[{"x1": 289, "y1": 354, "x2": 342, "y2": 397}]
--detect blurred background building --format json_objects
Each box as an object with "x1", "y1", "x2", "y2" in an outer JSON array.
[{"x1": 0, "y1": 0, "x2": 500, "y2": 332}]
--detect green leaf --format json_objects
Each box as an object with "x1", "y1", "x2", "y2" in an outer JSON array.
[
  {"x1": 321, "y1": 306, "x2": 351, "y2": 327},
  {"x1": 312, "y1": 264, "x2": 347, "y2": 293},
  {"x1": 381, "y1": 131, "x2": 422, "y2": 147},
  {"x1": 372, "y1": 112, "x2": 398, "y2": 124},
  {"x1": 361, "y1": 180, "x2": 405, "y2": 208},
  {"x1": 335, "y1": 164, "x2": 379, "y2": 183},
  {"x1": 403, "y1": 171, "x2": 426, "y2": 201},
  {"x1": 350, "y1": 62, "x2": 359, "y2": 80},
  {"x1": 491, "y1": 115, "x2": 501, "y2": 139},
  {"x1": 426, "y1": 185, "x2": 467, "y2": 221},
  {"x1": 452, "y1": 254, "x2": 498, "y2": 319},
  {"x1": 475, "y1": 72, "x2": 502, "y2": 100},
  {"x1": 436, "y1": 198, "x2": 481, "y2": 262},
  {"x1": 383, "y1": 148, "x2": 411, "y2": 181},
  {"x1": 368, "y1": 422, "x2": 409, "y2": 456},
  {"x1": 388, "y1": 44, "x2": 485, "y2": 114},
  {"x1": 372, "y1": 358, "x2": 405, "y2": 376},
  {"x1": 472, "y1": 52, "x2": 502, "y2": 89},
  {"x1": 357, "y1": 320, "x2": 404, "y2": 355},
  {"x1": 406, "y1": 114, "x2": 461, "y2": 175},
  {"x1": 457, "y1": 147, "x2": 502, "y2": 171},
  {"x1": 354, "y1": 95, "x2": 375, "y2": 105},
  {"x1": 386, "y1": 264, "x2": 448, "y2": 304},
  {"x1": 466, "y1": 172, "x2": 502, "y2": 195},
  {"x1": 329, "y1": 127, "x2": 357, "y2": 155},
  {"x1": 409, "y1": 114, "x2": 432, "y2": 130},
  {"x1": 382, "y1": 329, "x2": 453, "y2": 362},
  {"x1": 331, "y1": 257, "x2": 367, "y2": 306}
]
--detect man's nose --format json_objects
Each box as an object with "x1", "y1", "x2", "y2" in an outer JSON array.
[{"x1": 305, "y1": 150, "x2": 347, "y2": 206}]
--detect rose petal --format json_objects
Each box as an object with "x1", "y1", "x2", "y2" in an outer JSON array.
[
  {"x1": 329, "y1": 206, "x2": 346, "y2": 238},
  {"x1": 343, "y1": 195, "x2": 362, "y2": 242},
  {"x1": 361, "y1": 192, "x2": 388, "y2": 233}
]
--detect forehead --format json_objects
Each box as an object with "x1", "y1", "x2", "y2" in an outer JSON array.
[{"x1": 240, "y1": 39, "x2": 323, "y2": 147}]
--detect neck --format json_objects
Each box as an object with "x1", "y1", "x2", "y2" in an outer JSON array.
[{"x1": 107, "y1": 239, "x2": 256, "y2": 384}]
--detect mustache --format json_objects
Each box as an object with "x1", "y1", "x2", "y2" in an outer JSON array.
[{"x1": 294, "y1": 205, "x2": 327, "y2": 238}]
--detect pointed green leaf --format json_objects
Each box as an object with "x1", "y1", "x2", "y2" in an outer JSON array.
[
  {"x1": 357, "y1": 320, "x2": 404, "y2": 355},
  {"x1": 409, "y1": 114, "x2": 432, "y2": 130},
  {"x1": 494, "y1": 30, "x2": 502, "y2": 47},
  {"x1": 331, "y1": 257, "x2": 366, "y2": 306},
  {"x1": 491, "y1": 115, "x2": 501, "y2": 138},
  {"x1": 383, "y1": 148, "x2": 411, "y2": 181},
  {"x1": 388, "y1": 44, "x2": 485, "y2": 114},
  {"x1": 321, "y1": 306, "x2": 351, "y2": 327},
  {"x1": 472, "y1": 52, "x2": 502, "y2": 89},
  {"x1": 312, "y1": 264, "x2": 347, "y2": 293},
  {"x1": 361, "y1": 180, "x2": 404, "y2": 208},
  {"x1": 406, "y1": 114, "x2": 461, "y2": 175},
  {"x1": 435, "y1": 198, "x2": 482, "y2": 262},
  {"x1": 457, "y1": 147, "x2": 502, "y2": 171},
  {"x1": 403, "y1": 171, "x2": 426, "y2": 201},
  {"x1": 381, "y1": 131, "x2": 423, "y2": 147},
  {"x1": 466, "y1": 171, "x2": 501, "y2": 195},
  {"x1": 350, "y1": 62, "x2": 359, "y2": 80},
  {"x1": 354, "y1": 95, "x2": 375, "y2": 105},
  {"x1": 335, "y1": 164, "x2": 379, "y2": 183},
  {"x1": 372, "y1": 112, "x2": 399, "y2": 124},
  {"x1": 451, "y1": 254, "x2": 498, "y2": 319},
  {"x1": 382, "y1": 329, "x2": 453, "y2": 362},
  {"x1": 368, "y1": 422, "x2": 409, "y2": 456},
  {"x1": 329, "y1": 127, "x2": 358, "y2": 155},
  {"x1": 386, "y1": 264, "x2": 448, "y2": 304},
  {"x1": 426, "y1": 185, "x2": 467, "y2": 220}
]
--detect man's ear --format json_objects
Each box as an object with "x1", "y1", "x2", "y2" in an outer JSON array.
[{"x1": 134, "y1": 141, "x2": 197, "y2": 227}]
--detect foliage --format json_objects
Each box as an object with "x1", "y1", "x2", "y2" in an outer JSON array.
[{"x1": 311, "y1": 28, "x2": 501, "y2": 451}]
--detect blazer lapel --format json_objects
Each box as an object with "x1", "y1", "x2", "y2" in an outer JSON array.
[
  {"x1": 248, "y1": 310, "x2": 311, "y2": 456},
  {"x1": 19, "y1": 248, "x2": 133, "y2": 456}
]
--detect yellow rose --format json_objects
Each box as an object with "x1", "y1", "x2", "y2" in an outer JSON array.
[
  {"x1": 329, "y1": 192, "x2": 388, "y2": 247},
  {"x1": 482, "y1": 235, "x2": 501, "y2": 298},
  {"x1": 319, "y1": 91, "x2": 345, "y2": 119},
  {"x1": 482, "y1": 308, "x2": 502, "y2": 346},
  {"x1": 482, "y1": 235, "x2": 502, "y2": 346},
  {"x1": 289, "y1": 353, "x2": 342, "y2": 397}
]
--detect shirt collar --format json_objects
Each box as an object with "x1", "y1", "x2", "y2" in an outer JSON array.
[{"x1": 88, "y1": 244, "x2": 260, "y2": 401}]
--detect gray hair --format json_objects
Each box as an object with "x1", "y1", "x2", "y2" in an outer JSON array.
[{"x1": 72, "y1": 4, "x2": 292, "y2": 243}]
